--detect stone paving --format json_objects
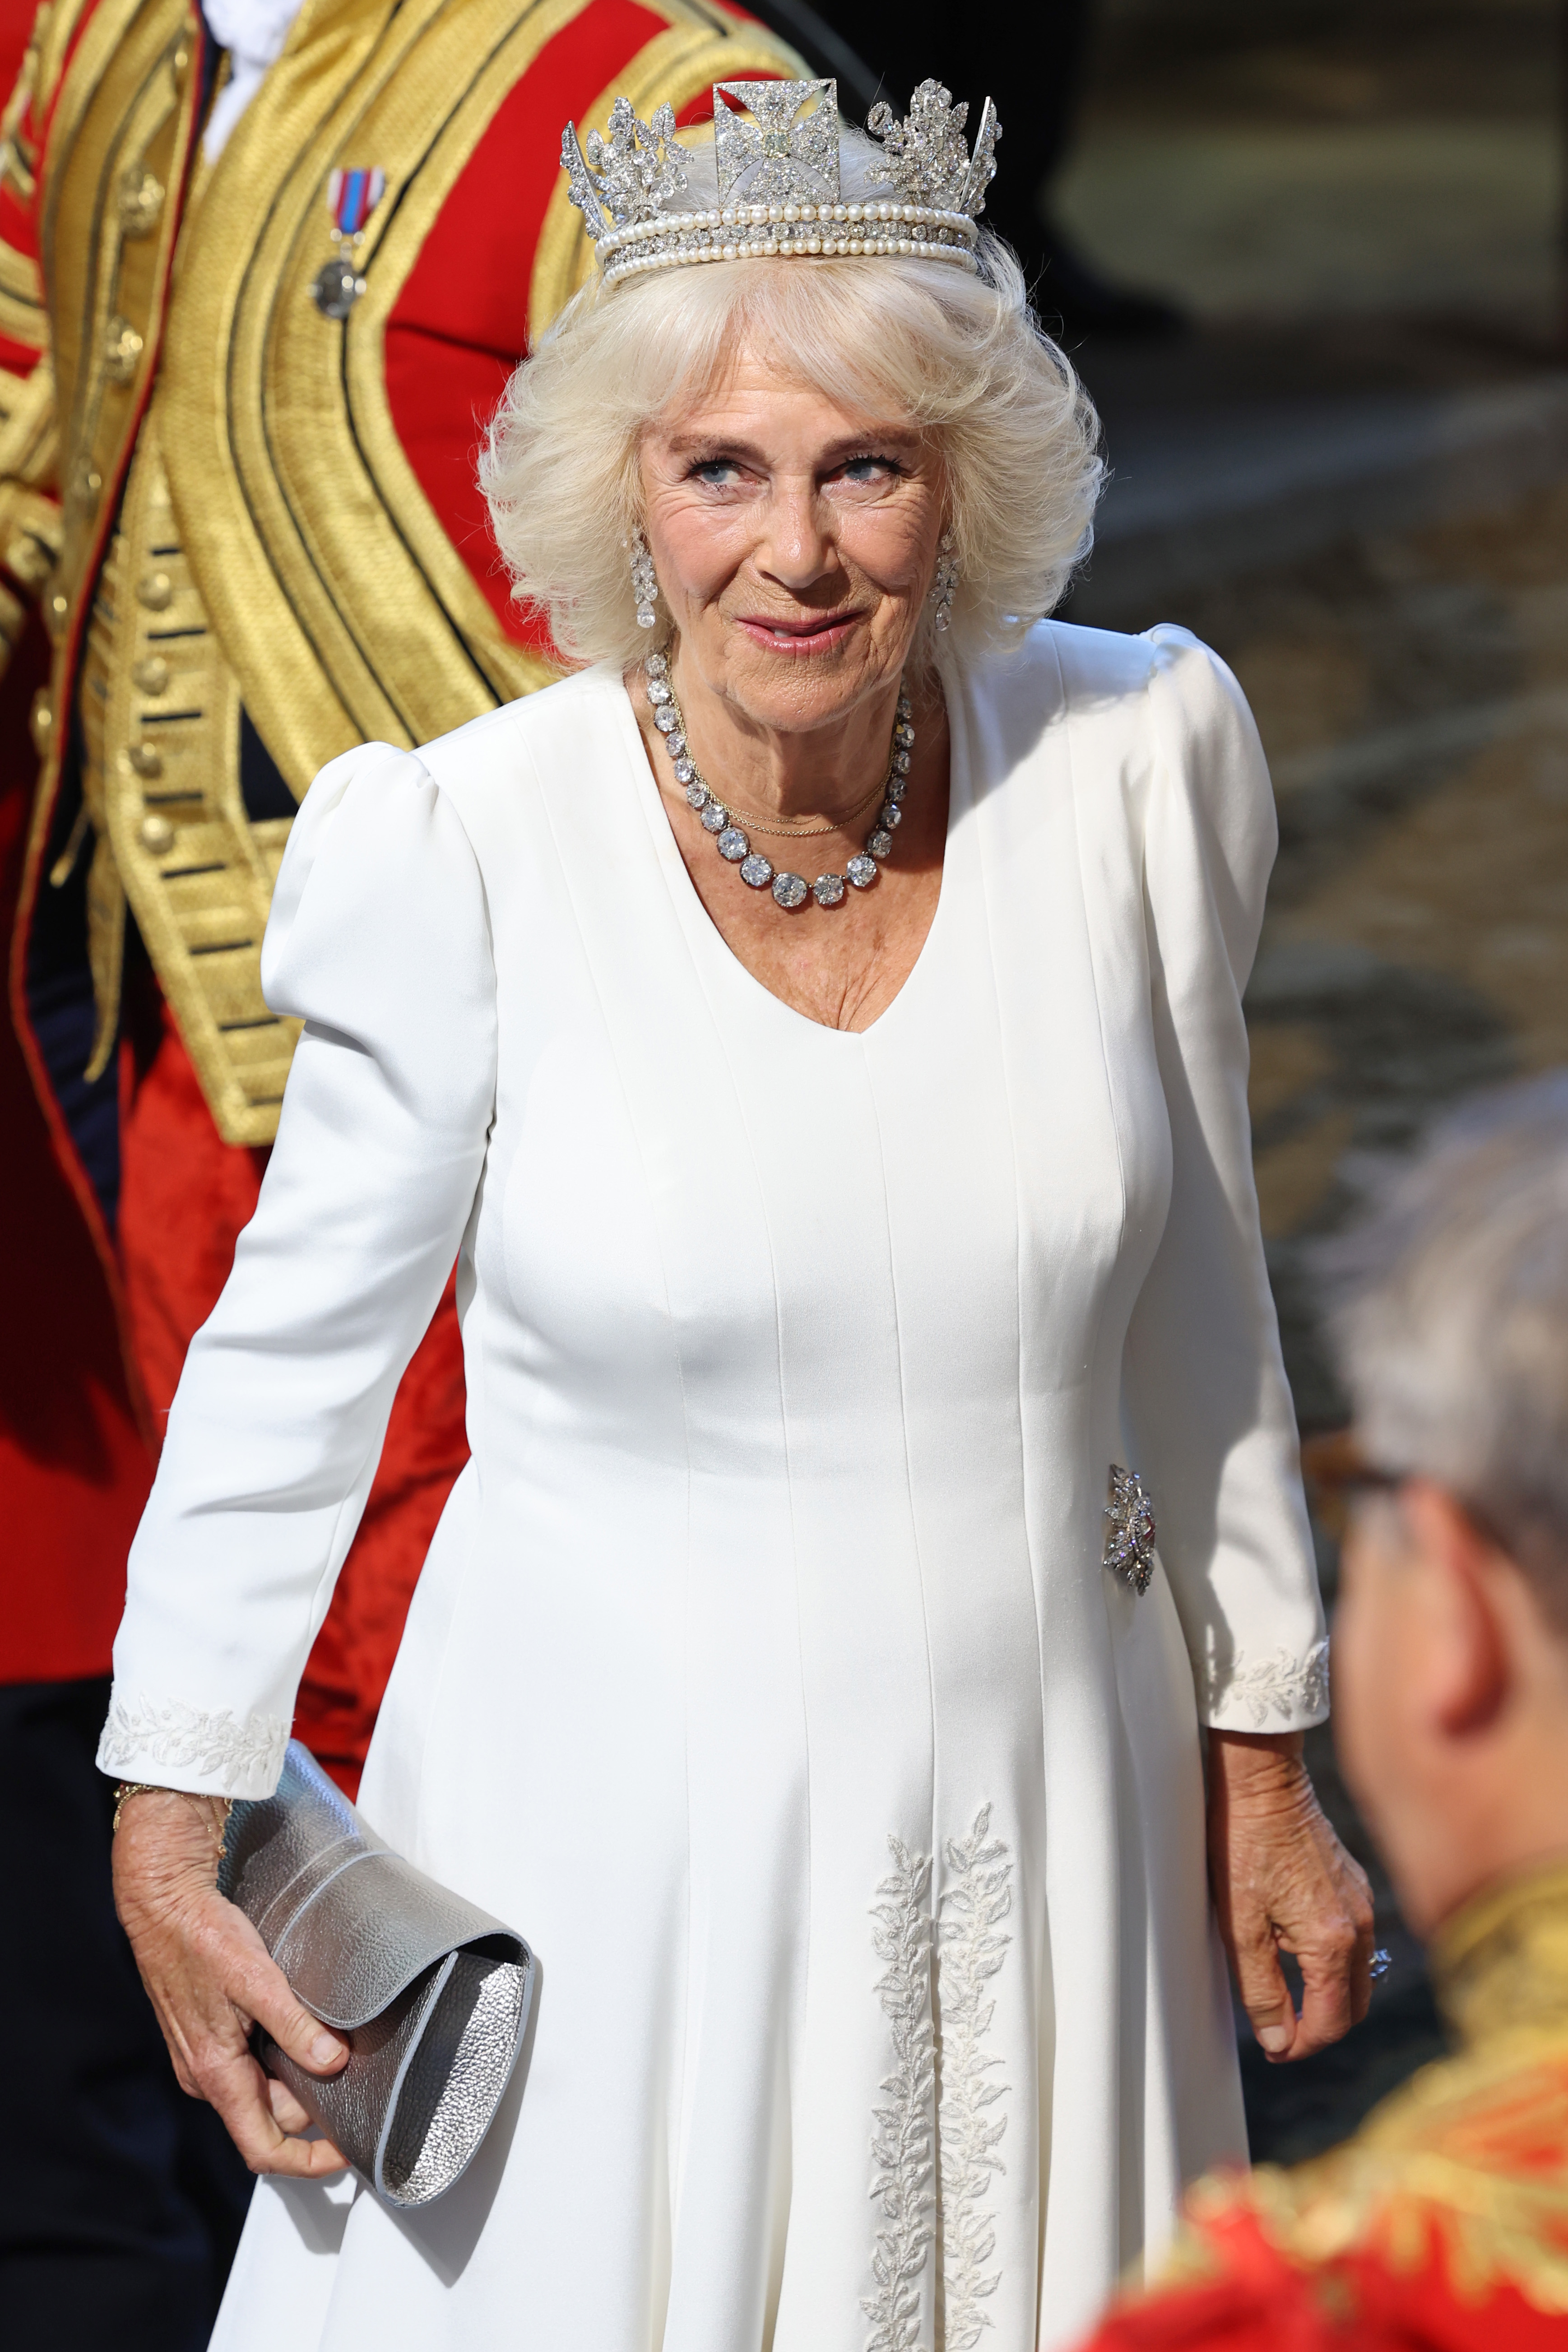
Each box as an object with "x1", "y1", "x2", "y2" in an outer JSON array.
[{"x1": 1057, "y1": 0, "x2": 1560, "y2": 335}]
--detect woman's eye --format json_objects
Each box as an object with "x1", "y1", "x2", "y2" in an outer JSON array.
[
  {"x1": 841, "y1": 455, "x2": 902, "y2": 483},
  {"x1": 690, "y1": 459, "x2": 743, "y2": 487}
]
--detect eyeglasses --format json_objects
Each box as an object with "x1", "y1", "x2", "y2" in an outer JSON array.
[
  {"x1": 1301, "y1": 1433, "x2": 1514, "y2": 1560},
  {"x1": 1299, "y1": 1430, "x2": 1403, "y2": 1540}
]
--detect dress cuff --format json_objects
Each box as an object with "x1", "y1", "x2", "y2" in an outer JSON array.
[
  {"x1": 1200, "y1": 1637, "x2": 1330, "y2": 1734},
  {"x1": 96, "y1": 1689, "x2": 291, "y2": 1799}
]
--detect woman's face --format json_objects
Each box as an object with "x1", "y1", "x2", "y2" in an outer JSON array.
[{"x1": 637, "y1": 353, "x2": 944, "y2": 735}]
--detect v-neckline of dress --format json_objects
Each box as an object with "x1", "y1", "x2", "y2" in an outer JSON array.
[{"x1": 612, "y1": 659, "x2": 970, "y2": 1043}]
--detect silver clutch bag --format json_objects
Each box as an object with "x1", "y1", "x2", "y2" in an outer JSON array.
[{"x1": 218, "y1": 1740, "x2": 534, "y2": 2208}]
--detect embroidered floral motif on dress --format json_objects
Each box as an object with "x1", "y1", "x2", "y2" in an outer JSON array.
[
  {"x1": 865, "y1": 1809, "x2": 1016, "y2": 2352},
  {"x1": 97, "y1": 1693, "x2": 290, "y2": 1793},
  {"x1": 865, "y1": 1837, "x2": 937, "y2": 2352},
  {"x1": 936, "y1": 1808, "x2": 1013, "y2": 2349},
  {"x1": 1206, "y1": 1637, "x2": 1330, "y2": 1728}
]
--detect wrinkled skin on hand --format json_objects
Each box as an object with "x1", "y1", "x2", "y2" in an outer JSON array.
[
  {"x1": 1208, "y1": 1730, "x2": 1377, "y2": 2060},
  {"x1": 113, "y1": 1787, "x2": 350, "y2": 2176}
]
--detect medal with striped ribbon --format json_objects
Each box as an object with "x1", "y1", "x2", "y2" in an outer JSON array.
[{"x1": 311, "y1": 167, "x2": 387, "y2": 318}]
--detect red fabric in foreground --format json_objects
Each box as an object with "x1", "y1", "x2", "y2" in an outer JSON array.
[{"x1": 1077, "y1": 2199, "x2": 1568, "y2": 2352}]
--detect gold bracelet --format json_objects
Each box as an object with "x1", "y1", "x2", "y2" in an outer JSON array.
[
  {"x1": 113, "y1": 1781, "x2": 235, "y2": 1857},
  {"x1": 112, "y1": 1780, "x2": 161, "y2": 1834}
]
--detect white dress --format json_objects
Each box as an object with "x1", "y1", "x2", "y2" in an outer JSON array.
[{"x1": 99, "y1": 620, "x2": 1327, "y2": 2352}]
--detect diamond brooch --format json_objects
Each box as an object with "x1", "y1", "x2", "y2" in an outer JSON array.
[
  {"x1": 1103, "y1": 1465, "x2": 1157, "y2": 1597},
  {"x1": 645, "y1": 651, "x2": 912, "y2": 912}
]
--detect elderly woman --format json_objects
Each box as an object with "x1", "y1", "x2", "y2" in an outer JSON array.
[{"x1": 106, "y1": 77, "x2": 1370, "y2": 2352}]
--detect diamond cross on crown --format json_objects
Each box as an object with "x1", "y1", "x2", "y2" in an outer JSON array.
[{"x1": 713, "y1": 79, "x2": 841, "y2": 208}]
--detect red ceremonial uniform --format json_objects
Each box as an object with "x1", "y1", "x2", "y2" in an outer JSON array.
[{"x1": 1075, "y1": 1864, "x2": 1568, "y2": 2352}]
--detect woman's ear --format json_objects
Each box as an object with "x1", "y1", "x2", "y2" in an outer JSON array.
[{"x1": 1401, "y1": 1480, "x2": 1509, "y2": 1739}]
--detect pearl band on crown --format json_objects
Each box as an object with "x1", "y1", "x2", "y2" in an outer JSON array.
[
  {"x1": 561, "y1": 77, "x2": 1001, "y2": 291},
  {"x1": 598, "y1": 201, "x2": 979, "y2": 288}
]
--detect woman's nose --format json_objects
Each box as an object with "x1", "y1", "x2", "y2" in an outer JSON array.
[{"x1": 756, "y1": 487, "x2": 832, "y2": 591}]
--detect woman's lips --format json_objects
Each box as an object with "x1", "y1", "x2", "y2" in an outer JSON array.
[{"x1": 736, "y1": 612, "x2": 860, "y2": 654}]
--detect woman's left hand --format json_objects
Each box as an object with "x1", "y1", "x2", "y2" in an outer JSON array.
[{"x1": 1207, "y1": 1730, "x2": 1376, "y2": 2061}]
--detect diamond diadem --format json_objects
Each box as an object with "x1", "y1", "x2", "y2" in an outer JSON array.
[{"x1": 560, "y1": 72, "x2": 1001, "y2": 280}]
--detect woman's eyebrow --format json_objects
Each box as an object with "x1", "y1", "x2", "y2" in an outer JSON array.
[
  {"x1": 823, "y1": 435, "x2": 919, "y2": 460},
  {"x1": 664, "y1": 432, "x2": 765, "y2": 462},
  {"x1": 663, "y1": 429, "x2": 920, "y2": 465}
]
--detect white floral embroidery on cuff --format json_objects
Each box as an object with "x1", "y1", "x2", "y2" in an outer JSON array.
[
  {"x1": 97, "y1": 1693, "x2": 290, "y2": 1796},
  {"x1": 1204, "y1": 1637, "x2": 1330, "y2": 1729}
]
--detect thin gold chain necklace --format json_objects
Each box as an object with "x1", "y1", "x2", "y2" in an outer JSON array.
[
  {"x1": 719, "y1": 768, "x2": 893, "y2": 839},
  {"x1": 645, "y1": 653, "x2": 913, "y2": 911}
]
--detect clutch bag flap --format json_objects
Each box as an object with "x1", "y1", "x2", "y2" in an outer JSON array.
[{"x1": 219, "y1": 1741, "x2": 534, "y2": 2207}]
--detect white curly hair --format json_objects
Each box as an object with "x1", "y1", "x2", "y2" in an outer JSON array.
[{"x1": 479, "y1": 133, "x2": 1103, "y2": 673}]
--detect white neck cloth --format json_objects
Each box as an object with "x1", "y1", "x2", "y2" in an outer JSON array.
[{"x1": 202, "y1": 0, "x2": 309, "y2": 162}]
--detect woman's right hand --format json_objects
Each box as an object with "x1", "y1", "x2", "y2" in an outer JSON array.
[{"x1": 112, "y1": 1786, "x2": 351, "y2": 2177}]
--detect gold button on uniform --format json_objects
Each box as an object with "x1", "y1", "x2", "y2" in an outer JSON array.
[
  {"x1": 132, "y1": 654, "x2": 170, "y2": 694},
  {"x1": 125, "y1": 742, "x2": 163, "y2": 778},
  {"x1": 137, "y1": 571, "x2": 173, "y2": 611},
  {"x1": 69, "y1": 461, "x2": 103, "y2": 518},
  {"x1": 118, "y1": 167, "x2": 164, "y2": 237},
  {"x1": 7, "y1": 529, "x2": 52, "y2": 586},
  {"x1": 105, "y1": 315, "x2": 145, "y2": 387},
  {"x1": 28, "y1": 691, "x2": 52, "y2": 753},
  {"x1": 138, "y1": 813, "x2": 175, "y2": 854}
]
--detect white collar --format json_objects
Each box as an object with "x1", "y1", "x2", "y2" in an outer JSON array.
[{"x1": 202, "y1": 0, "x2": 310, "y2": 162}]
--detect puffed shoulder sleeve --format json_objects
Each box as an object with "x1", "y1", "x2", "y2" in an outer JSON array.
[
  {"x1": 97, "y1": 745, "x2": 496, "y2": 1797},
  {"x1": 1124, "y1": 626, "x2": 1328, "y2": 1732}
]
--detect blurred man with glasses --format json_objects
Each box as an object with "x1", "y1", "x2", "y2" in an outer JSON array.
[{"x1": 1079, "y1": 1073, "x2": 1568, "y2": 2350}]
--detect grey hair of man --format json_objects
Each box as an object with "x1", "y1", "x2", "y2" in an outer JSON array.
[{"x1": 1321, "y1": 1071, "x2": 1568, "y2": 1627}]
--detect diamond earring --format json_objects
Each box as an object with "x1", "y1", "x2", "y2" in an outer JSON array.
[
  {"x1": 629, "y1": 529, "x2": 659, "y2": 630},
  {"x1": 930, "y1": 529, "x2": 958, "y2": 633}
]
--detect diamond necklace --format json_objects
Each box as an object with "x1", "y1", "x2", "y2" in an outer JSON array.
[{"x1": 645, "y1": 651, "x2": 914, "y2": 911}]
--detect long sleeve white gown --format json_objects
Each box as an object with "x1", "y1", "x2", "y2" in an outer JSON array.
[{"x1": 98, "y1": 620, "x2": 1327, "y2": 2352}]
